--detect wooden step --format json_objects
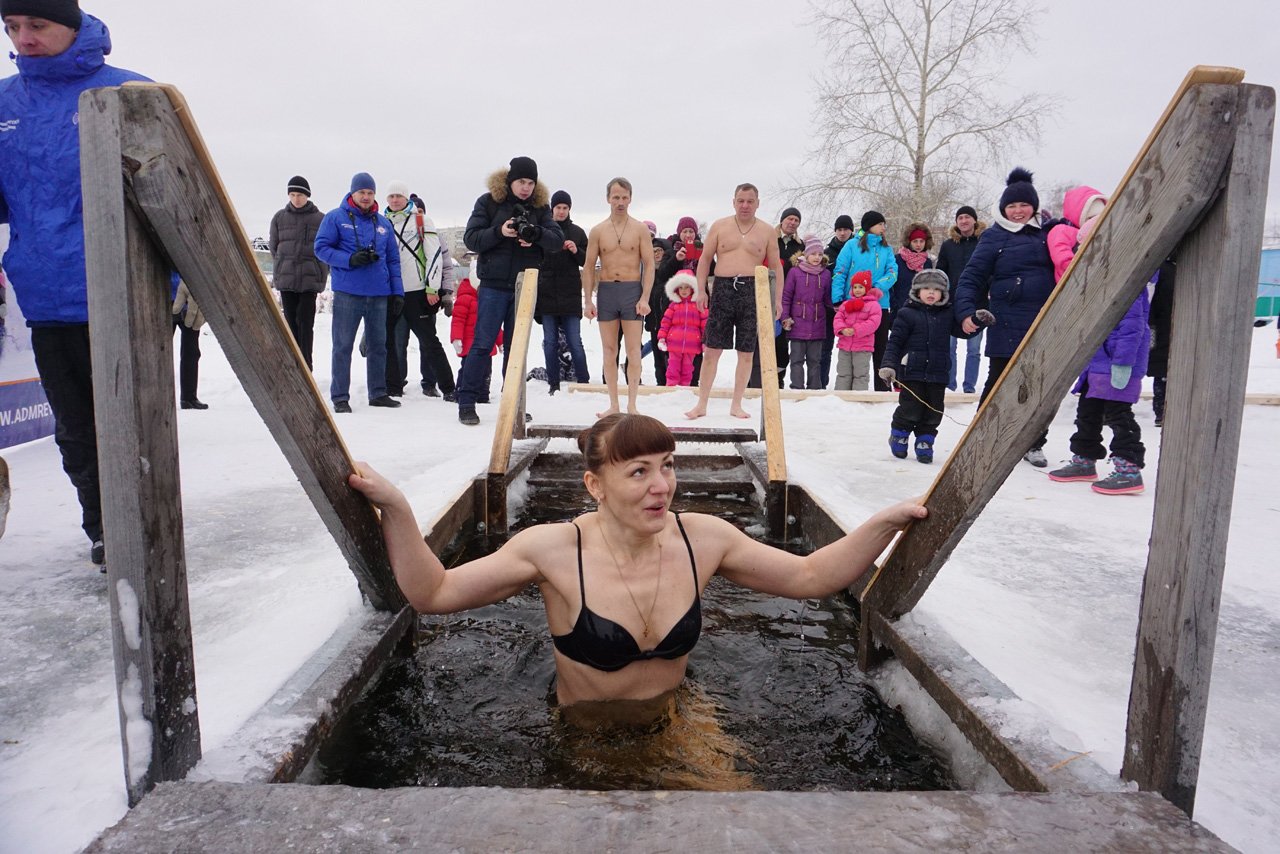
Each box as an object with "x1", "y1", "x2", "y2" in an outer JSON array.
[
  {"x1": 528, "y1": 424, "x2": 758, "y2": 443},
  {"x1": 86, "y1": 783, "x2": 1233, "y2": 853}
]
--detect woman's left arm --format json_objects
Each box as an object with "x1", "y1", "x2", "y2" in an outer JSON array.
[{"x1": 712, "y1": 499, "x2": 926, "y2": 598}]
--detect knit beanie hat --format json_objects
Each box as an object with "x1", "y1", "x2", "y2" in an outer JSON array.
[
  {"x1": 910, "y1": 268, "x2": 950, "y2": 297},
  {"x1": 998, "y1": 168, "x2": 1039, "y2": 215},
  {"x1": 644, "y1": 221, "x2": 658, "y2": 236},
  {"x1": 861, "y1": 210, "x2": 886, "y2": 232},
  {"x1": 384, "y1": 180, "x2": 410, "y2": 199},
  {"x1": 955, "y1": 205, "x2": 978, "y2": 221},
  {"x1": 0, "y1": 0, "x2": 80, "y2": 29},
  {"x1": 780, "y1": 206, "x2": 802, "y2": 224},
  {"x1": 850, "y1": 270, "x2": 873, "y2": 292},
  {"x1": 551, "y1": 190, "x2": 572, "y2": 208},
  {"x1": 908, "y1": 227, "x2": 928, "y2": 243},
  {"x1": 287, "y1": 175, "x2": 311, "y2": 197},
  {"x1": 676, "y1": 216, "x2": 698, "y2": 237},
  {"x1": 803, "y1": 234, "x2": 824, "y2": 255},
  {"x1": 834, "y1": 214, "x2": 855, "y2": 231},
  {"x1": 507, "y1": 156, "x2": 538, "y2": 184},
  {"x1": 349, "y1": 172, "x2": 376, "y2": 194}
]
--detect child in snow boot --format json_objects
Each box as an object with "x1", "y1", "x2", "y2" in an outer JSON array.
[
  {"x1": 1046, "y1": 198, "x2": 1149, "y2": 495},
  {"x1": 780, "y1": 235, "x2": 833, "y2": 390},
  {"x1": 832, "y1": 270, "x2": 882, "y2": 390},
  {"x1": 878, "y1": 269, "x2": 989, "y2": 463},
  {"x1": 656, "y1": 272, "x2": 707, "y2": 387}
]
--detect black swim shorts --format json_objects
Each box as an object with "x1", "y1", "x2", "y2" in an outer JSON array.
[{"x1": 703, "y1": 276, "x2": 758, "y2": 352}]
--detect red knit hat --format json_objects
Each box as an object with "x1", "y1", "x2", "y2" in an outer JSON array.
[{"x1": 850, "y1": 270, "x2": 872, "y2": 290}]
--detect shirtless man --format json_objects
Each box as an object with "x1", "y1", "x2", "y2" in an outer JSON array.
[
  {"x1": 582, "y1": 177, "x2": 654, "y2": 416},
  {"x1": 685, "y1": 184, "x2": 784, "y2": 420}
]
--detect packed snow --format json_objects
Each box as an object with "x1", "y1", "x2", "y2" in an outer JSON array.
[{"x1": 1, "y1": 316, "x2": 1277, "y2": 853}]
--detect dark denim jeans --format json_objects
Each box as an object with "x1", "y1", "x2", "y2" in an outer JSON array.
[
  {"x1": 331, "y1": 291, "x2": 389, "y2": 402},
  {"x1": 949, "y1": 330, "x2": 983, "y2": 392},
  {"x1": 456, "y1": 284, "x2": 516, "y2": 407},
  {"x1": 541, "y1": 314, "x2": 589, "y2": 389}
]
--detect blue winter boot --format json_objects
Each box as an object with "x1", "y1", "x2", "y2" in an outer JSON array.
[
  {"x1": 1092, "y1": 457, "x2": 1144, "y2": 495},
  {"x1": 889, "y1": 428, "x2": 910, "y2": 459},
  {"x1": 914, "y1": 434, "x2": 936, "y2": 464}
]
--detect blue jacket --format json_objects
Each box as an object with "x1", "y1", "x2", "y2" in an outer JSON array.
[
  {"x1": 832, "y1": 231, "x2": 897, "y2": 307},
  {"x1": 882, "y1": 293, "x2": 969, "y2": 385},
  {"x1": 0, "y1": 15, "x2": 149, "y2": 325},
  {"x1": 313, "y1": 196, "x2": 404, "y2": 298},
  {"x1": 952, "y1": 220, "x2": 1055, "y2": 358}
]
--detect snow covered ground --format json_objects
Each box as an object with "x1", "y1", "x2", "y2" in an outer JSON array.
[{"x1": 1, "y1": 316, "x2": 1277, "y2": 853}]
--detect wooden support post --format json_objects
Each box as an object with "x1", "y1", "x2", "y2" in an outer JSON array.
[
  {"x1": 487, "y1": 270, "x2": 539, "y2": 535},
  {"x1": 855, "y1": 79, "x2": 1248, "y2": 669},
  {"x1": 88, "y1": 84, "x2": 404, "y2": 611},
  {"x1": 752, "y1": 266, "x2": 788, "y2": 539},
  {"x1": 80, "y1": 90, "x2": 201, "y2": 805},
  {"x1": 1122, "y1": 83, "x2": 1275, "y2": 816}
]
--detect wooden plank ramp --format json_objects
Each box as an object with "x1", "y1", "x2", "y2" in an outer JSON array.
[{"x1": 86, "y1": 784, "x2": 1231, "y2": 853}]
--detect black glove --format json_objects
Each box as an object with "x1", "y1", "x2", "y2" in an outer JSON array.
[
  {"x1": 349, "y1": 248, "x2": 378, "y2": 268},
  {"x1": 388, "y1": 294, "x2": 404, "y2": 318}
]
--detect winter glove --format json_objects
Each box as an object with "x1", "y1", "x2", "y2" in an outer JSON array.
[
  {"x1": 973, "y1": 309, "x2": 996, "y2": 327},
  {"x1": 878, "y1": 367, "x2": 897, "y2": 386},
  {"x1": 388, "y1": 294, "x2": 404, "y2": 318},
  {"x1": 452, "y1": 340, "x2": 465, "y2": 357},
  {"x1": 1110, "y1": 364, "x2": 1132, "y2": 390},
  {"x1": 440, "y1": 290, "x2": 454, "y2": 318},
  {"x1": 172, "y1": 282, "x2": 205, "y2": 330},
  {"x1": 657, "y1": 339, "x2": 668, "y2": 351},
  {"x1": 349, "y1": 248, "x2": 378, "y2": 269}
]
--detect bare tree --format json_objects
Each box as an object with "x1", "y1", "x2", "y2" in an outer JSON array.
[{"x1": 794, "y1": 0, "x2": 1059, "y2": 234}]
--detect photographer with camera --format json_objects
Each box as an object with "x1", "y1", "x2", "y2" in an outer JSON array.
[
  {"x1": 456, "y1": 156, "x2": 563, "y2": 426},
  {"x1": 313, "y1": 172, "x2": 404, "y2": 413}
]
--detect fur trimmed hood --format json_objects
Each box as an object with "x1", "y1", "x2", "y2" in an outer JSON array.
[
  {"x1": 947, "y1": 220, "x2": 986, "y2": 242},
  {"x1": 900, "y1": 221, "x2": 935, "y2": 252},
  {"x1": 485, "y1": 168, "x2": 550, "y2": 207},
  {"x1": 665, "y1": 271, "x2": 703, "y2": 302}
]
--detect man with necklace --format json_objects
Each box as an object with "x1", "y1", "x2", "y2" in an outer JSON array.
[
  {"x1": 685, "y1": 183, "x2": 784, "y2": 420},
  {"x1": 582, "y1": 177, "x2": 654, "y2": 417}
]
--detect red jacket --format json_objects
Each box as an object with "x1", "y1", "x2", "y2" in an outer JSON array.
[{"x1": 450, "y1": 279, "x2": 501, "y2": 356}]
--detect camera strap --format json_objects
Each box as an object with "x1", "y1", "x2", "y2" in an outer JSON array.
[{"x1": 345, "y1": 209, "x2": 374, "y2": 253}]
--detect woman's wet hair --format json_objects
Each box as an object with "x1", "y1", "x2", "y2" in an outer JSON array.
[{"x1": 578, "y1": 414, "x2": 676, "y2": 473}]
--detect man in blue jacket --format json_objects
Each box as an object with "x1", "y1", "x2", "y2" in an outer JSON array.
[
  {"x1": 0, "y1": 1, "x2": 149, "y2": 567},
  {"x1": 313, "y1": 172, "x2": 404, "y2": 413}
]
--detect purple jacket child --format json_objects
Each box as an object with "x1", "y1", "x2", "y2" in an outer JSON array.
[
  {"x1": 1072, "y1": 286, "x2": 1151, "y2": 403},
  {"x1": 780, "y1": 260, "x2": 832, "y2": 340}
]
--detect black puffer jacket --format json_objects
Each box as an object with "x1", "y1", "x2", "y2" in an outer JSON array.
[
  {"x1": 935, "y1": 222, "x2": 985, "y2": 288},
  {"x1": 646, "y1": 240, "x2": 682, "y2": 335},
  {"x1": 883, "y1": 292, "x2": 969, "y2": 384},
  {"x1": 464, "y1": 169, "x2": 564, "y2": 288},
  {"x1": 268, "y1": 200, "x2": 328, "y2": 293},
  {"x1": 536, "y1": 217, "x2": 589, "y2": 317}
]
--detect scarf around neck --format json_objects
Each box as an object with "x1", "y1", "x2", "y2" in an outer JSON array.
[{"x1": 898, "y1": 247, "x2": 928, "y2": 273}]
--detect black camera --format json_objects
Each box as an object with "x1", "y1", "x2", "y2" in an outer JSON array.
[{"x1": 510, "y1": 204, "x2": 540, "y2": 243}]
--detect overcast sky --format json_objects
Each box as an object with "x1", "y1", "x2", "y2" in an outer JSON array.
[{"x1": 64, "y1": 0, "x2": 1280, "y2": 240}]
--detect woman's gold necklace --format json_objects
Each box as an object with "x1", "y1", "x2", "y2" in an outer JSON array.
[{"x1": 598, "y1": 521, "x2": 664, "y2": 638}]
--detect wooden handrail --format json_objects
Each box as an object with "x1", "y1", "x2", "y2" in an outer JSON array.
[
  {"x1": 485, "y1": 270, "x2": 539, "y2": 533},
  {"x1": 752, "y1": 265, "x2": 788, "y2": 537}
]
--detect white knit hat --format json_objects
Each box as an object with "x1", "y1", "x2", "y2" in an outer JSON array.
[{"x1": 385, "y1": 180, "x2": 411, "y2": 198}]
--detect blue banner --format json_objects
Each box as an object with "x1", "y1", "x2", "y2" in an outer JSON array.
[{"x1": 1, "y1": 271, "x2": 56, "y2": 449}]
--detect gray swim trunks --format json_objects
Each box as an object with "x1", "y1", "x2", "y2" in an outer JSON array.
[{"x1": 596, "y1": 281, "x2": 642, "y2": 322}]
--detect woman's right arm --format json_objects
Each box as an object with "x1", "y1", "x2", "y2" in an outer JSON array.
[{"x1": 349, "y1": 463, "x2": 542, "y2": 613}]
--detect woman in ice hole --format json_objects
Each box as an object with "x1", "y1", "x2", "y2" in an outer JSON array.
[{"x1": 350, "y1": 413, "x2": 925, "y2": 710}]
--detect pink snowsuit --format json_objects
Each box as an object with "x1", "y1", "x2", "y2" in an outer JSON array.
[{"x1": 658, "y1": 273, "x2": 707, "y2": 386}]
